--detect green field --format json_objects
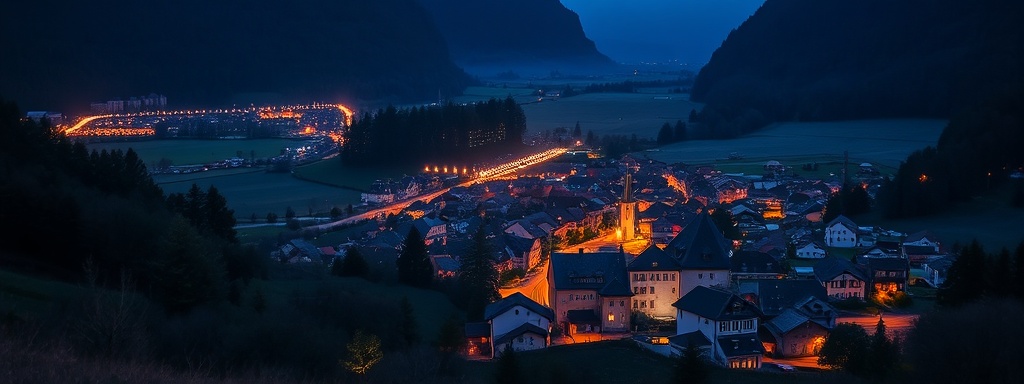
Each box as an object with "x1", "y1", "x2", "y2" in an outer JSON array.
[
  {"x1": 292, "y1": 158, "x2": 414, "y2": 191},
  {"x1": 87, "y1": 138, "x2": 313, "y2": 166},
  {"x1": 645, "y1": 119, "x2": 946, "y2": 170},
  {"x1": 259, "y1": 275, "x2": 460, "y2": 344},
  {"x1": 155, "y1": 170, "x2": 363, "y2": 220},
  {"x1": 523, "y1": 92, "x2": 702, "y2": 139},
  {"x1": 860, "y1": 184, "x2": 1024, "y2": 252}
]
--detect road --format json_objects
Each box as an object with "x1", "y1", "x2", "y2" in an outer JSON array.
[
  {"x1": 310, "y1": 147, "x2": 568, "y2": 232},
  {"x1": 499, "y1": 259, "x2": 550, "y2": 306},
  {"x1": 837, "y1": 312, "x2": 918, "y2": 337}
]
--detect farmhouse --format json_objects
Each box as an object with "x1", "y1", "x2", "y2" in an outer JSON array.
[
  {"x1": 484, "y1": 293, "x2": 554, "y2": 358},
  {"x1": 672, "y1": 286, "x2": 764, "y2": 369},
  {"x1": 795, "y1": 241, "x2": 827, "y2": 259},
  {"x1": 548, "y1": 249, "x2": 632, "y2": 336},
  {"x1": 824, "y1": 215, "x2": 858, "y2": 248},
  {"x1": 813, "y1": 256, "x2": 869, "y2": 300}
]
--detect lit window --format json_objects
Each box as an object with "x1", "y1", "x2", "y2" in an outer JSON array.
[{"x1": 608, "y1": 313, "x2": 615, "y2": 322}]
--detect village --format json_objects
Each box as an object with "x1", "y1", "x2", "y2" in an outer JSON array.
[{"x1": 269, "y1": 147, "x2": 953, "y2": 372}]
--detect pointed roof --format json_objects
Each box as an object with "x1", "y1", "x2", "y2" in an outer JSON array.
[
  {"x1": 628, "y1": 245, "x2": 681, "y2": 271},
  {"x1": 737, "y1": 279, "x2": 827, "y2": 316},
  {"x1": 493, "y1": 323, "x2": 549, "y2": 347},
  {"x1": 598, "y1": 275, "x2": 633, "y2": 297},
  {"x1": 550, "y1": 250, "x2": 629, "y2": 291},
  {"x1": 665, "y1": 212, "x2": 732, "y2": 270},
  {"x1": 813, "y1": 256, "x2": 869, "y2": 282},
  {"x1": 484, "y1": 292, "x2": 554, "y2": 321},
  {"x1": 672, "y1": 285, "x2": 762, "y2": 321},
  {"x1": 826, "y1": 215, "x2": 857, "y2": 231}
]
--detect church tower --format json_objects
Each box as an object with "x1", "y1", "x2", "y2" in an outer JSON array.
[{"x1": 619, "y1": 172, "x2": 636, "y2": 241}]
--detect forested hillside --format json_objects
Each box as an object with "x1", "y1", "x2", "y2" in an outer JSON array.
[
  {"x1": 342, "y1": 97, "x2": 526, "y2": 166},
  {"x1": 417, "y1": 0, "x2": 616, "y2": 73},
  {"x1": 0, "y1": 0, "x2": 470, "y2": 112},
  {"x1": 690, "y1": 0, "x2": 1024, "y2": 136}
]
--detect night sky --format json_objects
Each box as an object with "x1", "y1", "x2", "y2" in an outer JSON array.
[{"x1": 560, "y1": 0, "x2": 765, "y2": 66}]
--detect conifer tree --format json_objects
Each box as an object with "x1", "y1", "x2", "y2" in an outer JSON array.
[
  {"x1": 397, "y1": 227, "x2": 432, "y2": 287},
  {"x1": 460, "y1": 225, "x2": 499, "y2": 321}
]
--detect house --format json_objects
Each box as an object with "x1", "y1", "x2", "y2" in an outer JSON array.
[
  {"x1": 627, "y1": 245, "x2": 683, "y2": 319},
  {"x1": 430, "y1": 255, "x2": 459, "y2": 280},
  {"x1": 824, "y1": 215, "x2": 858, "y2": 248},
  {"x1": 730, "y1": 250, "x2": 787, "y2": 280},
  {"x1": 548, "y1": 249, "x2": 632, "y2": 336},
  {"x1": 922, "y1": 256, "x2": 955, "y2": 288},
  {"x1": 813, "y1": 257, "x2": 869, "y2": 301},
  {"x1": 903, "y1": 230, "x2": 941, "y2": 253},
  {"x1": 485, "y1": 292, "x2": 555, "y2": 358},
  {"x1": 795, "y1": 242, "x2": 827, "y2": 259},
  {"x1": 860, "y1": 256, "x2": 910, "y2": 294},
  {"x1": 672, "y1": 286, "x2": 764, "y2": 369},
  {"x1": 502, "y1": 234, "x2": 542, "y2": 271},
  {"x1": 664, "y1": 212, "x2": 733, "y2": 296},
  {"x1": 761, "y1": 296, "x2": 836, "y2": 358},
  {"x1": 737, "y1": 279, "x2": 828, "y2": 317},
  {"x1": 464, "y1": 322, "x2": 491, "y2": 357}
]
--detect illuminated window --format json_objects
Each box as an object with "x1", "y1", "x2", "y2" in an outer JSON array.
[{"x1": 608, "y1": 313, "x2": 615, "y2": 322}]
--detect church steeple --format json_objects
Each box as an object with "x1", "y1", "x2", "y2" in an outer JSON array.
[{"x1": 619, "y1": 171, "x2": 636, "y2": 241}]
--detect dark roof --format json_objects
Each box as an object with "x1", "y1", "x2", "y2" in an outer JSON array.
[
  {"x1": 717, "y1": 333, "x2": 764, "y2": 357},
  {"x1": 465, "y1": 322, "x2": 490, "y2": 338},
  {"x1": 550, "y1": 250, "x2": 629, "y2": 291},
  {"x1": 668, "y1": 331, "x2": 712, "y2": 349},
  {"x1": 665, "y1": 212, "x2": 732, "y2": 270},
  {"x1": 738, "y1": 279, "x2": 828, "y2": 316},
  {"x1": 730, "y1": 250, "x2": 785, "y2": 274},
  {"x1": 764, "y1": 308, "x2": 826, "y2": 336},
  {"x1": 598, "y1": 275, "x2": 633, "y2": 297},
  {"x1": 904, "y1": 230, "x2": 937, "y2": 243},
  {"x1": 813, "y1": 256, "x2": 869, "y2": 282},
  {"x1": 566, "y1": 309, "x2": 601, "y2": 324},
  {"x1": 484, "y1": 292, "x2": 554, "y2": 321},
  {"x1": 672, "y1": 286, "x2": 762, "y2": 321},
  {"x1": 826, "y1": 215, "x2": 857, "y2": 231},
  {"x1": 628, "y1": 245, "x2": 681, "y2": 271},
  {"x1": 862, "y1": 257, "x2": 910, "y2": 272},
  {"x1": 503, "y1": 234, "x2": 537, "y2": 255},
  {"x1": 493, "y1": 323, "x2": 548, "y2": 347},
  {"x1": 903, "y1": 245, "x2": 940, "y2": 255},
  {"x1": 639, "y1": 202, "x2": 674, "y2": 219}
]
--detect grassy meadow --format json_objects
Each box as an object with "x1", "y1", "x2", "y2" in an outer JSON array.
[
  {"x1": 155, "y1": 170, "x2": 363, "y2": 220},
  {"x1": 292, "y1": 158, "x2": 415, "y2": 191},
  {"x1": 464, "y1": 339, "x2": 833, "y2": 384},
  {"x1": 88, "y1": 138, "x2": 313, "y2": 166},
  {"x1": 645, "y1": 119, "x2": 947, "y2": 171}
]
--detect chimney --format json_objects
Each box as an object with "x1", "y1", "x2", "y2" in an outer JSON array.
[{"x1": 579, "y1": 248, "x2": 585, "y2": 254}]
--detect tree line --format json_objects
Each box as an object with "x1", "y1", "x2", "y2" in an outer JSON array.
[
  {"x1": 689, "y1": 0, "x2": 1024, "y2": 139},
  {"x1": 341, "y1": 97, "x2": 526, "y2": 166},
  {"x1": 877, "y1": 91, "x2": 1024, "y2": 218}
]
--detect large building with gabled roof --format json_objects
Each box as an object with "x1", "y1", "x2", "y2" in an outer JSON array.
[
  {"x1": 548, "y1": 249, "x2": 632, "y2": 335},
  {"x1": 627, "y1": 245, "x2": 682, "y2": 319},
  {"x1": 664, "y1": 212, "x2": 733, "y2": 296}
]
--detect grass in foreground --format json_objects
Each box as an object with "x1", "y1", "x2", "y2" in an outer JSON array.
[{"x1": 465, "y1": 339, "x2": 836, "y2": 384}]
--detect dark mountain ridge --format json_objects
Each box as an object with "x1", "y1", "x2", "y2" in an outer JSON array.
[
  {"x1": 691, "y1": 0, "x2": 1024, "y2": 133},
  {"x1": 0, "y1": 0, "x2": 470, "y2": 112},
  {"x1": 417, "y1": 0, "x2": 617, "y2": 75}
]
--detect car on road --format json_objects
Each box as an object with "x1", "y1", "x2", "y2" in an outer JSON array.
[{"x1": 763, "y1": 362, "x2": 796, "y2": 372}]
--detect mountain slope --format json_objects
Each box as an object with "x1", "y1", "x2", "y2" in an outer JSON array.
[
  {"x1": 0, "y1": 0, "x2": 470, "y2": 111},
  {"x1": 417, "y1": 0, "x2": 617, "y2": 74},
  {"x1": 691, "y1": 0, "x2": 1024, "y2": 127}
]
